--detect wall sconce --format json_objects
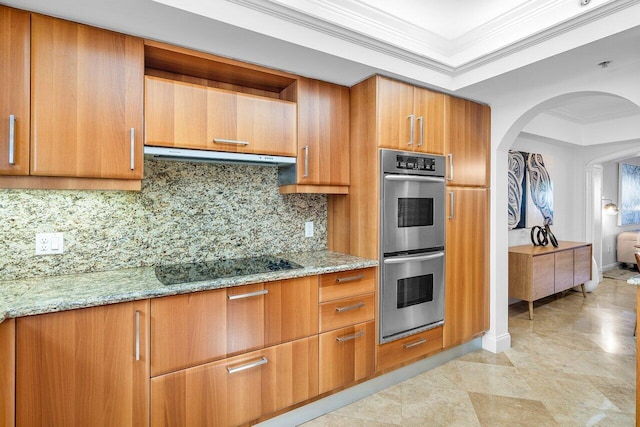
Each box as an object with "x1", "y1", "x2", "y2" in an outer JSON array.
[{"x1": 602, "y1": 198, "x2": 619, "y2": 215}]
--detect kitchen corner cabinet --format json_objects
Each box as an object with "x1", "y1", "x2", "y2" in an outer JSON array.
[
  {"x1": 30, "y1": 14, "x2": 144, "y2": 180},
  {"x1": 0, "y1": 6, "x2": 30, "y2": 176},
  {"x1": 444, "y1": 96, "x2": 491, "y2": 187},
  {"x1": 16, "y1": 300, "x2": 150, "y2": 426},
  {"x1": 0, "y1": 319, "x2": 15, "y2": 427},
  {"x1": 145, "y1": 75, "x2": 296, "y2": 157},
  {"x1": 377, "y1": 76, "x2": 445, "y2": 155},
  {"x1": 508, "y1": 242, "x2": 592, "y2": 320},
  {"x1": 279, "y1": 77, "x2": 350, "y2": 194},
  {"x1": 443, "y1": 187, "x2": 490, "y2": 348}
]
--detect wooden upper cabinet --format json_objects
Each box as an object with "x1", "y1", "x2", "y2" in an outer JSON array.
[
  {"x1": 295, "y1": 77, "x2": 350, "y2": 186},
  {"x1": 0, "y1": 6, "x2": 30, "y2": 176},
  {"x1": 443, "y1": 188, "x2": 489, "y2": 348},
  {"x1": 444, "y1": 95, "x2": 490, "y2": 187},
  {"x1": 145, "y1": 75, "x2": 296, "y2": 157},
  {"x1": 377, "y1": 76, "x2": 444, "y2": 154},
  {"x1": 30, "y1": 14, "x2": 144, "y2": 179},
  {"x1": 16, "y1": 301, "x2": 150, "y2": 426}
]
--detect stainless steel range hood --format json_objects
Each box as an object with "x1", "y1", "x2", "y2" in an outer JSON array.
[{"x1": 144, "y1": 146, "x2": 296, "y2": 167}]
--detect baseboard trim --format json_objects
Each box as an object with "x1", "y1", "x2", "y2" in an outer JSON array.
[
  {"x1": 482, "y1": 332, "x2": 511, "y2": 354},
  {"x1": 256, "y1": 338, "x2": 482, "y2": 427}
]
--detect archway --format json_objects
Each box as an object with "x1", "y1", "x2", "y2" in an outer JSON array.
[{"x1": 483, "y1": 90, "x2": 640, "y2": 354}]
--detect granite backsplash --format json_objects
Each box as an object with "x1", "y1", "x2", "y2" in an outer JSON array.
[{"x1": 0, "y1": 159, "x2": 327, "y2": 281}]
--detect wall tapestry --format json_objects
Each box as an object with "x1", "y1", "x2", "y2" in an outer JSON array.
[
  {"x1": 508, "y1": 150, "x2": 554, "y2": 230},
  {"x1": 618, "y1": 162, "x2": 640, "y2": 225}
]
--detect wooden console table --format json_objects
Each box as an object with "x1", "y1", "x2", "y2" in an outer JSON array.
[{"x1": 509, "y1": 241, "x2": 592, "y2": 320}]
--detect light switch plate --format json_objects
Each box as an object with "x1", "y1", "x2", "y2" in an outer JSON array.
[
  {"x1": 304, "y1": 221, "x2": 314, "y2": 238},
  {"x1": 35, "y1": 232, "x2": 64, "y2": 255}
]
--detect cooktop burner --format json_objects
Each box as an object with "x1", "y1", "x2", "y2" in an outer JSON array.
[{"x1": 154, "y1": 255, "x2": 303, "y2": 286}]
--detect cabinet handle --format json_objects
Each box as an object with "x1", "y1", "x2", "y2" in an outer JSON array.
[
  {"x1": 8, "y1": 115, "x2": 15, "y2": 165},
  {"x1": 303, "y1": 145, "x2": 309, "y2": 178},
  {"x1": 135, "y1": 310, "x2": 141, "y2": 361},
  {"x1": 449, "y1": 191, "x2": 455, "y2": 220},
  {"x1": 336, "y1": 330, "x2": 365, "y2": 342},
  {"x1": 407, "y1": 114, "x2": 415, "y2": 145},
  {"x1": 226, "y1": 357, "x2": 268, "y2": 374},
  {"x1": 214, "y1": 138, "x2": 250, "y2": 146},
  {"x1": 335, "y1": 302, "x2": 365, "y2": 313},
  {"x1": 130, "y1": 128, "x2": 135, "y2": 170},
  {"x1": 336, "y1": 274, "x2": 365, "y2": 283},
  {"x1": 403, "y1": 338, "x2": 427, "y2": 349},
  {"x1": 417, "y1": 116, "x2": 424, "y2": 147},
  {"x1": 447, "y1": 153, "x2": 454, "y2": 181},
  {"x1": 227, "y1": 289, "x2": 268, "y2": 300}
]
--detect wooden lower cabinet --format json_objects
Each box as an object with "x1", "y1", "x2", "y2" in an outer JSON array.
[
  {"x1": 0, "y1": 319, "x2": 15, "y2": 427},
  {"x1": 377, "y1": 326, "x2": 443, "y2": 372},
  {"x1": 16, "y1": 301, "x2": 150, "y2": 426},
  {"x1": 319, "y1": 321, "x2": 375, "y2": 394},
  {"x1": 151, "y1": 336, "x2": 318, "y2": 427}
]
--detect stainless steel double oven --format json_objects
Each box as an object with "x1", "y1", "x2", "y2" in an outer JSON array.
[{"x1": 380, "y1": 149, "x2": 446, "y2": 343}]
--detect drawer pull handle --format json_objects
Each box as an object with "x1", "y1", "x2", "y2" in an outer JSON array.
[
  {"x1": 303, "y1": 145, "x2": 309, "y2": 178},
  {"x1": 335, "y1": 302, "x2": 365, "y2": 313},
  {"x1": 226, "y1": 357, "x2": 268, "y2": 374},
  {"x1": 336, "y1": 331, "x2": 365, "y2": 342},
  {"x1": 130, "y1": 128, "x2": 135, "y2": 170},
  {"x1": 227, "y1": 289, "x2": 268, "y2": 300},
  {"x1": 403, "y1": 338, "x2": 427, "y2": 349},
  {"x1": 8, "y1": 115, "x2": 15, "y2": 165},
  {"x1": 417, "y1": 116, "x2": 424, "y2": 147},
  {"x1": 407, "y1": 114, "x2": 415, "y2": 145},
  {"x1": 214, "y1": 138, "x2": 250, "y2": 146},
  {"x1": 336, "y1": 274, "x2": 365, "y2": 283},
  {"x1": 447, "y1": 153, "x2": 454, "y2": 181},
  {"x1": 135, "y1": 310, "x2": 141, "y2": 361}
]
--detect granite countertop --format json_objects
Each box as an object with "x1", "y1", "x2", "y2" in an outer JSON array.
[{"x1": 0, "y1": 250, "x2": 377, "y2": 324}]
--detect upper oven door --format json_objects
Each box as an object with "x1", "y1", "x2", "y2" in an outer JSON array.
[{"x1": 382, "y1": 174, "x2": 445, "y2": 255}]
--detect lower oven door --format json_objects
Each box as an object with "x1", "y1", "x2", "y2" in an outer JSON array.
[{"x1": 380, "y1": 251, "x2": 445, "y2": 343}]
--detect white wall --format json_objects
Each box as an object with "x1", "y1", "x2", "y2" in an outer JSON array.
[{"x1": 508, "y1": 134, "x2": 584, "y2": 247}]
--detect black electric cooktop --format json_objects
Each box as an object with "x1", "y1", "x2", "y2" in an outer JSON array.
[{"x1": 154, "y1": 255, "x2": 303, "y2": 286}]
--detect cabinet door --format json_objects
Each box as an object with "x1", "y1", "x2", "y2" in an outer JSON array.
[
  {"x1": 413, "y1": 87, "x2": 445, "y2": 155},
  {"x1": 444, "y1": 96, "x2": 490, "y2": 187},
  {"x1": 236, "y1": 93, "x2": 296, "y2": 156},
  {"x1": 296, "y1": 78, "x2": 350, "y2": 185},
  {"x1": 17, "y1": 301, "x2": 150, "y2": 426},
  {"x1": 151, "y1": 289, "x2": 227, "y2": 376},
  {"x1": 0, "y1": 318, "x2": 15, "y2": 427},
  {"x1": 574, "y1": 245, "x2": 592, "y2": 285},
  {"x1": 227, "y1": 283, "x2": 266, "y2": 356},
  {"x1": 151, "y1": 336, "x2": 318, "y2": 427},
  {"x1": 377, "y1": 76, "x2": 414, "y2": 150},
  {"x1": 0, "y1": 6, "x2": 30, "y2": 176},
  {"x1": 443, "y1": 188, "x2": 489, "y2": 348},
  {"x1": 264, "y1": 276, "x2": 319, "y2": 347},
  {"x1": 532, "y1": 254, "x2": 555, "y2": 300},
  {"x1": 319, "y1": 321, "x2": 375, "y2": 393},
  {"x1": 30, "y1": 15, "x2": 143, "y2": 179},
  {"x1": 554, "y1": 250, "x2": 574, "y2": 292}
]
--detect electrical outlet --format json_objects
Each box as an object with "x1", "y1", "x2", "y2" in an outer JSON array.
[
  {"x1": 35, "y1": 232, "x2": 64, "y2": 255},
  {"x1": 304, "y1": 221, "x2": 314, "y2": 238}
]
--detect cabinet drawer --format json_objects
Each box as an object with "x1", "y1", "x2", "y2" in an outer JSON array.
[
  {"x1": 151, "y1": 336, "x2": 318, "y2": 427},
  {"x1": 376, "y1": 326, "x2": 443, "y2": 372},
  {"x1": 319, "y1": 267, "x2": 376, "y2": 302},
  {"x1": 319, "y1": 293, "x2": 375, "y2": 333},
  {"x1": 319, "y1": 321, "x2": 375, "y2": 394}
]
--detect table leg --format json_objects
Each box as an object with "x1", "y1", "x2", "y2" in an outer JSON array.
[
  {"x1": 580, "y1": 284, "x2": 586, "y2": 298},
  {"x1": 528, "y1": 301, "x2": 534, "y2": 320}
]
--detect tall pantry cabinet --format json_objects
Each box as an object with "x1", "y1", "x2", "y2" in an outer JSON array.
[{"x1": 442, "y1": 96, "x2": 491, "y2": 348}]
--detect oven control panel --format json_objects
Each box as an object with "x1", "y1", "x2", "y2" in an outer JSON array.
[{"x1": 396, "y1": 155, "x2": 437, "y2": 171}]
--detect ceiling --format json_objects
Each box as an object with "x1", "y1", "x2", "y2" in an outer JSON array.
[{"x1": 5, "y1": 0, "x2": 640, "y2": 128}]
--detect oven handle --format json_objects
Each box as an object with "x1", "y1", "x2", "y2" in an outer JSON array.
[
  {"x1": 384, "y1": 175, "x2": 445, "y2": 183},
  {"x1": 383, "y1": 252, "x2": 444, "y2": 264}
]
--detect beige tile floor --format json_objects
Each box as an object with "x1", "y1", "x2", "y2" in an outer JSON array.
[{"x1": 301, "y1": 278, "x2": 637, "y2": 426}]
